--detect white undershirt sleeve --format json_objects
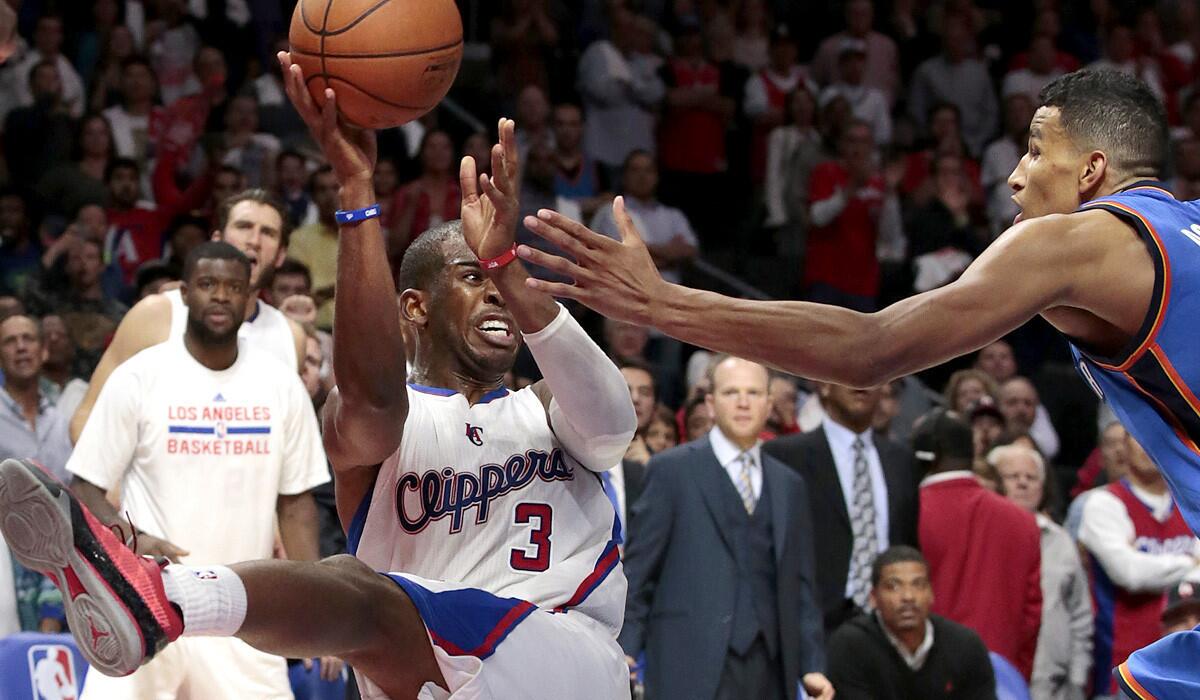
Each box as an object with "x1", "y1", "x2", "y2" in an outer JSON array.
[
  {"x1": 521, "y1": 304, "x2": 638, "y2": 472},
  {"x1": 1077, "y1": 489, "x2": 1196, "y2": 592}
]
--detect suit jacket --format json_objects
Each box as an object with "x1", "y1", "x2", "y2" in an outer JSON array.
[
  {"x1": 619, "y1": 459, "x2": 647, "y2": 547},
  {"x1": 620, "y1": 438, "x2": 825, "y2": 700},
  {"x1": 763, "y1": 426, "x2": 918, "y2": 633}
]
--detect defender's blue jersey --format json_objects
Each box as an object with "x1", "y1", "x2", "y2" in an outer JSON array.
[{"x1": 1070, "y1": 181, "x2": 1200, "y2": 533}]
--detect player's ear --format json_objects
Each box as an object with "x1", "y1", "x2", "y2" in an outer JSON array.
[
  {"x1": 399, "y1": 288, "x2": 428, "y2": 327},
  {"x1": 1078, "y1": 150, "x2": 1107, "y2": 195}
]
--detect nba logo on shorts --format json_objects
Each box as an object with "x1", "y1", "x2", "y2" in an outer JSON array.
[
  {"x1": 215, "y1": 421, "x2": 227, "y2": 439},
  {"x1": 26, "y1": 644, "x2": 78, "y2": 700}
]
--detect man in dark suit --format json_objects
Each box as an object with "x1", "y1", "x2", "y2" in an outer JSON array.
[
  {"x1": 765, "y1": 382, "x2": 919, "y2": 636},
  {"x1": 620, "y1": 355, "x2": 832, "y2": 700}
]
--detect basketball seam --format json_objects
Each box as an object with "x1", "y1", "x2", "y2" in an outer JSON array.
[
  {"x1": 318, "y1": 0, "x2": 397, "y2": 37},
  {"x1": 290, "y1": 38, "x2": 464, "y2": 59},
  {"x1": 319, "y1": 0, "x2": 334, "y2": 92},
  {"x1": 299, "y1": 0, "x2": 322, "y2": 34},
  {"x1": 302, "y1": 74, "x2": 435, "y2": 110}
]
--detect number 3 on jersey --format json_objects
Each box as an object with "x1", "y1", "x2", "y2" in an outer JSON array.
[{"x1": 510, "y1": 503, "x2": 552, "y2": 572}]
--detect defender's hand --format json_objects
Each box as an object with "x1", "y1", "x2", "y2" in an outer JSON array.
[{"x1": 518, "y1": 197, "x2": 669, "y2": 326}]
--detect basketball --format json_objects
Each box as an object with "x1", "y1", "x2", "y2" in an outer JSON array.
[{"x1": 287, "y1": 0, "x2": 463, "y2": 130}]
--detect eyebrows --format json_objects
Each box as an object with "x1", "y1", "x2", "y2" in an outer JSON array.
[
  {"x1": 231, "y1": 218, "x2": 281, "y2": 237},
  {"x1": 450, "y1": 258, "x2": 483, "y2": 271}
]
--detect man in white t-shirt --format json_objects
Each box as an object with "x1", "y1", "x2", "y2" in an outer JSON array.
[
  {"x1": 66, "y1": 241, "x2": 328, "y2": 699},
  {"x1": 70, "y1": 189, "x2": 305, "y2": 443}
]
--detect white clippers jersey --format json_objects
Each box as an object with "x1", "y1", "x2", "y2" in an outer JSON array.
[
  {"x1": 351, "y1": 384, "x2": 626, "y2": 635},
  {"x1": 164, "y1": 289, "x2": 297, "y2": 371}
]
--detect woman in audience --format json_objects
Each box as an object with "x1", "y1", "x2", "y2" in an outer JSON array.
[
  {"x1": 943, "y1": 368, "x2": 999, "y2": 413},
  {"x1": 389, "y1": 129, "x2": 459, "y2": 263}
]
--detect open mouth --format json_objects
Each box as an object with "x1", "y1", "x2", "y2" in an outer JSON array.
[{"x1": 474, "y1": 316, "x2": 516, "y2": 348}]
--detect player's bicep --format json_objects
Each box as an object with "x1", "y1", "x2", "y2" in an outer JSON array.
[{"x1": 875, "y1": 218, "x2": 1076, "y2": 380}]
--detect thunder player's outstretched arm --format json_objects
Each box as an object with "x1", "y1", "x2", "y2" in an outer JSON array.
[
  {"x1": 276, "y1": 54, "x2": 410, "y2": 528},
  {"x1": 517, "y1": 203, "x2": 1154, "y2": 389},
  {"x1": 460, "y1": 119, "x2": 637, "y2": 471}
]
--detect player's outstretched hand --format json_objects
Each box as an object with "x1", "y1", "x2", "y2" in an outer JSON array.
[
  {"x1": 460, "y1": 118, "x2": 520, "y2": 261},
  {"x1": 277, "y1": 51, "x2": 377, "y2": 185},
  {"x1": 518, "y1": 196, "x2": 668, "y2": 326},
  {"x1": 802, "y1": 672, "x2": 835, "y2": 700},
  {"x1": 135, "y1": 533, "x2": 190, "y2": 563}
]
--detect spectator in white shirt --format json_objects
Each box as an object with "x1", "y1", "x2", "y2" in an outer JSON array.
[
  {"x1": 819, "y1": 39, "x2": 891, "y2": 147},
  {"x1": 590, "y1": 150, "x2": 698, "y2": 285},
  {"x1": 577, "y1": 6, "x2": 665, "y2": 186},
  {"x1": 810, "y1": 0, "x2": 901, "y2": 104},
  {"x1": 13, "y1": 15, "x2": 84, "y2": 118},
  {"x1": 103, "y1": 56, "x2": 163, "y2": 172},
  {"x1": 1077, "y1": 432, "x2": 1200, "y2": 696},
  {"x1": 908, "y1": 13, "x2": 998, "y2": 156},
  {"x1": 1001, "y1": 36, "x2": 1065, "y2": 105}
]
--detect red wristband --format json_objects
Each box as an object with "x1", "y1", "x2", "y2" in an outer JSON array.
[{"x1": 478, "y1": 244, "x2": 518, "y2": 270}]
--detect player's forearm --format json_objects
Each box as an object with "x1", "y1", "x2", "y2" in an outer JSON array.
[
  {"x1": 332, "y1": 177, "x2": 407, "y2": 408},
  {"x1": 277, "y1": 492, "x2": 321, "y2": 561},
  {"x1": 70, "y1": 477, "x2": 124, "y2": 529},
  {"x1": 650, "y1": 285, "x2": 888, "y2": 386},
  {"x1": 485, "y1": 260, "x2": 559, "y2": 333}
]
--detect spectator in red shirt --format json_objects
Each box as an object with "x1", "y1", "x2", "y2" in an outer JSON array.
[
  {"x1": 914, "y1": 408, "x2": 1042, "y2": 680},
  {"x1": 657, "y1": 19, "x2": 734, "y2": 243},
  {"x1": 104, "y1": 155, "x2": 210, "y2": 290},
  {"x1": 804, "y1": 120, "x2": 903, "y2": 311}
]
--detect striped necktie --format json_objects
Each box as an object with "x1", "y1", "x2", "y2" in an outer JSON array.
[
  {"x1": 847, "y1": 437, "x2": 879, "y2": 608},
  {"x1": 734, "y1": 452, "x2": 758, "y2": 514}
]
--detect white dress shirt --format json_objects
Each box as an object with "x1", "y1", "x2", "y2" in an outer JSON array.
[
  {"x1": 709, "y1": 427, "x2": 763, "y2": 503},
  {"x1": 823, "y1": 417, "x2": 891, "y2": 570},
  {"x1": 878, "y1": 611, "x2": 935, "y2": 670}
]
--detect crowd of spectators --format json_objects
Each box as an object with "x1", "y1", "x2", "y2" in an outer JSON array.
[{"x1": 2, "y1": 0, "x2": 1200, "y2": 698}]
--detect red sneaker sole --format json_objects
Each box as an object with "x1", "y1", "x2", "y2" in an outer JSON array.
[{"x1": 0, "y1": 459, "x2": 148, "y2": 676}]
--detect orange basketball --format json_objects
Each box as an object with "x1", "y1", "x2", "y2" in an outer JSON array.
[{"x1": 288, "y1": 0, "x2": 463, "y2": 130}]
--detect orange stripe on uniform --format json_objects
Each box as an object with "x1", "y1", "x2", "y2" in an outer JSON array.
[
  {"x1": 1120, "y1": 370, "x2": 1200, "y2": 457},
  {"x1": 1086, "y1": 201, "x2": 1172, "y2": 372},
  {"x1": 1148, "y1": 344, "x2": 1200, "y2": 424},
  {"x1": 1118, "y1": 662, "x2": 1159, "y2": 700}
]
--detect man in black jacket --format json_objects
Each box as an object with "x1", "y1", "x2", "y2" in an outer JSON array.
[
  {"x1": 827, "y1": 546, "x2": 995, "y2": 700},
  {"x1": 764, "y1": 383, "x2": 918, "y2": 635}
]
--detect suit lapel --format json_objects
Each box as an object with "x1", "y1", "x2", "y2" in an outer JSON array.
[
  {"x1": 696, "y1": 444, "x2": 740, "y2": 555},
  {"x1": 763, "y1": 458, "x2": 790, "y2": 564}
]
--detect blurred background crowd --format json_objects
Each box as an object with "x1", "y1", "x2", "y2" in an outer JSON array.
[{"x1": 3, "y1": 0, "x2": 1200, "y2": 698}]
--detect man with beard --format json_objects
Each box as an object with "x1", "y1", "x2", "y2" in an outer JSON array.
[
  {"x1": 71, "y1": 189, "x2": 305, "y2": 442},
  {"x1": 64, "y1": 241, "x2": 328, "y2": 699}
]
